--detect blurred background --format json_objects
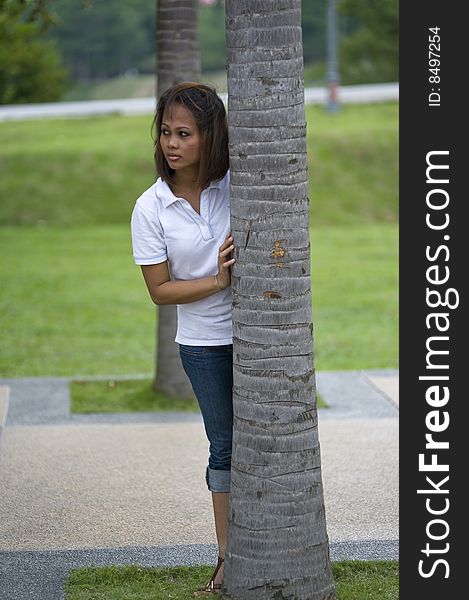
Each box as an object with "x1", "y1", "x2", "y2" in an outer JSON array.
[
  {"x1": 0, "y1": 0, "x2": 398, "y2": 103},
  {"x1": 0, "y1": 0, "x2": 398, "y2": 382}
]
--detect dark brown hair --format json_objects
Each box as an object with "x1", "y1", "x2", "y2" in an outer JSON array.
[{"x1": 153, "y1": 82, "x2": 229, "y2": 188}]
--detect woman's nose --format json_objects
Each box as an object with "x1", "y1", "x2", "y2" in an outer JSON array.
[{"x1": 167, "y1": 135, "x2": 178, "y2": 148}]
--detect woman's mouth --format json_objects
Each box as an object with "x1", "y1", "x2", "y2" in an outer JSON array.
[{"x1": 167, "y1": 154, "x2": 180, "y2": 161}]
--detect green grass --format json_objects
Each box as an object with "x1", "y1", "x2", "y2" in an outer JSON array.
[
  {"x1": 71, "y1": 378, "x2": 197, "y2": 413},
  {"x1": 306, "y1": 103, "x2": 398, "y2": 225},
  {"x1": 0, "y1": 103, "x2": 397, "y2": 227},
  {"x1": 64, "y1": 561, "x2": 398, "y2": 600},
  {"x1": 0, "y1": 225, "x2": 151, "y2": 376},
  {"x1": 0, "y1": 224, "x2": 396, "y2": 377},
  {"x1": 333, "y1": 561, "x2": 398, "y2": 599},
  {"x1": 311, "y1": 224, "x2": 398, "y2": 370},
  {"x1": 0, "y1": 116, "x2": 155, "y2": 227},
  {"x1": 62, "y1": 75, "x2": 156, "y2": 102},
  {"x1": 70, "y1": 378, "x2": 328, "y2": 413},
  {"x1": 60, "y1": 71, "x2": 229, "y2": 102}
]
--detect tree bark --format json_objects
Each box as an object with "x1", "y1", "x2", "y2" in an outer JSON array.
[
  {"x1": 154, "y1": 0, "x2": 201, "y2": 397},
  {"x1": 222, "y1": 1, "x2": 337, "y2": 598},
  {"x1": 156, "y1": 0, "x2": 201, "y2": 97}
]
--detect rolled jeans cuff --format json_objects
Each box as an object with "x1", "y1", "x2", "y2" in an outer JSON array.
[{"x1": 206, "y1": 466, "x2": 231, "y2": 492}]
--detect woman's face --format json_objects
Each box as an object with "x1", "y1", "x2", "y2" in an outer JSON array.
[{"x1": 160, "y1": 103, "x2": 201, "y2": 177}]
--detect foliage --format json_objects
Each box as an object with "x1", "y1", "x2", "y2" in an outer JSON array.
[
  {"x1": 46, "y1": 1, "x2": 233, "y2": 80},
  {"x1": 198, "y1": 0, "x2": 226, "y2": 72},
  {"x1": 41, "y1": 0, "x2": 398, "y2": 92},
  {"x1": 338, "y1": 0, "x2": 399, "y2": 84},
  {"x1": 301, "y1": 0, "x2": 327, "y2": 65},
  {"x1": 0, "y1": 1, "x2": 69, "y2": 103},
  {"x1": 47, "y1": 0, "x2": 155, "y2": 80},
  {"x1": 199, "y1": 0, "x2": 330, "y2": 73},
  {"x1": 0, "y1": 0, "x2": 55, "y2": 30}
]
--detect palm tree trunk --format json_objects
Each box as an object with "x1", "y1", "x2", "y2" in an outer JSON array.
[
  {"x1": 222, "y1": 1, "x2": 337, "y2": 598},
  {"x1": 156, "y1": 0, "x2": 201, "y2": 96},
  {"x1": 154, "y1": 0, "x2": 200, "y2": 397}
]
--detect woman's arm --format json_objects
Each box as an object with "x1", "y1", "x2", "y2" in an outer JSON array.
[
  {"x1": 141, "y1": 234, "x2": 235, "y2": 305},
  {"x1": 141, "y1": 261, "x2": 220, "y2": 305}
]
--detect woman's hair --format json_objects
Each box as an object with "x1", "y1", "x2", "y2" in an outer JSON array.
[{"x1": 153, "y1": 82, "x2": 229, "y2": 188}]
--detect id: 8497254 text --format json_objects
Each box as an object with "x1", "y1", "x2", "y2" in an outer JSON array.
[{"x1": 428, "y1": 27, "x2": 441, "y2": 107}]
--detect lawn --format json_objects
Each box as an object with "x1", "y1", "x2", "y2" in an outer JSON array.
[
  {"x1": 64, "y1": 561, "x2": 399, "y2": 600},
  {"x1": 0, "y1": 103, "x2": 397, "y2": 227},
  {"x1": 0, "y1": 103, "x2": 398, "y2": 377},
  {"x1": 0, "y1": 223, "x2": 397, "y2": 376},
  {"x1": 70, "y1": 377, "x2": 328, "y2": 412}
]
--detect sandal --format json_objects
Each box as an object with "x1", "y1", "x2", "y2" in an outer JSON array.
[{"x1": 192, "y1": 556, "x2": 225, "y2": 596}]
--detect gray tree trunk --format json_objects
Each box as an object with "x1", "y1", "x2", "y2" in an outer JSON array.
[
  {"x1": 222, "y1": 1, "x2": 337, "y2": 598},
  {"x1": 156, "y1": 0, "x2": 201, "y2": 96},
  {"x1": 154, "y1": 0, "x2": 200, "y2": 397}
]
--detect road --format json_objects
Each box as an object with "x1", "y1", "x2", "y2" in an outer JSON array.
[{"x1": 0, "y1": 83, "x2": 398, "y2": 122}]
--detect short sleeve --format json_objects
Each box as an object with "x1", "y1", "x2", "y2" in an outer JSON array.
[{"x1": 130, "y1": 200, "x2": 167, "y2": 265}]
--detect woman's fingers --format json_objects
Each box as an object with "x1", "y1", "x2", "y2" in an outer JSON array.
[
  {"x1": 219, "y1": 233, "x2": 235, "y2": 271},
  {"x1": 220, "y1": 234, "x2": 233, "y2": 251},
  {"x1": 221, "y1": 244, "x2": 234, "y2": 256}
]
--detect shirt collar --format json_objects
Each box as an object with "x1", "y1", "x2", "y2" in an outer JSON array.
[
  {"x1": 156, "y1": 178, "x2": 178, "y2": 208},
  {"x1": 156, "y1": 171, "x2": 229, "y2": 208}
]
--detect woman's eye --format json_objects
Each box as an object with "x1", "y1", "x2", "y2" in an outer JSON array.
[
  {"x1": 162, "y1": 130, "x2": 169, "y2": 135},
  {"x1": 179, "y1": 131, "x2": 189, "y2": 137}
]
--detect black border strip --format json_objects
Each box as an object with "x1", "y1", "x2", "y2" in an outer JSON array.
[{"x1": 400, "y1": 2, "x2": 464, "y2": 595}]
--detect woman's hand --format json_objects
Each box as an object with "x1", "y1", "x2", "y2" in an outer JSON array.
[{"x1": 215, "y1": 233, "x2": 235, "y2": 290}]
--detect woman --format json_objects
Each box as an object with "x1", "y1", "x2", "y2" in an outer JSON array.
[{"x1": 130, "y1": 82, "x2": 234, "y2": 595}]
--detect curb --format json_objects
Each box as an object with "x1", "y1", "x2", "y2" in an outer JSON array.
[{"x1": 361, "y1": 370, "x2": 399, "y2": 409}]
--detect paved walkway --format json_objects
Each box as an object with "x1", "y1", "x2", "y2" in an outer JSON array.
[
  {"x1": 0, "y1": 83, "x2": 399, "y2": 122},
  {"x1": 0, "y1": 370, "x2": 398, "y2": 599}
]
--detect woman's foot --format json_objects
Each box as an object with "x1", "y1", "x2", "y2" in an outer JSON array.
[
  {"x1": 193, "y1": 556, "x2": 224, "y2": 596},
  {"x1": 212, "y1": 558, "x2": 224, "y2": 587}
]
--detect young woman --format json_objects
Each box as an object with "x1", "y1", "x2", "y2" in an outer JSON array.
[{"x1": 130, "y1": 82, "x2": 234, "y2": 595}]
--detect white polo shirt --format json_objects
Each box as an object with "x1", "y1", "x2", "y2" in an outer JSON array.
[{"x1": 130, "y1": 171, "x2": 232, "y2": 346}]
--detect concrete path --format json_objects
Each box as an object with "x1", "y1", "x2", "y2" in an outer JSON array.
[
  {"x1": 0, "y1": 370, "x2": 398, "y2": 599},
  {"x1": 0, "y1": 83, "x2": 399, "y2": 122}
]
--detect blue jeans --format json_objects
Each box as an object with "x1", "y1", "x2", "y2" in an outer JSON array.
[{"x1": 178, "y1": 344, "x2": 233, "y2": 493}]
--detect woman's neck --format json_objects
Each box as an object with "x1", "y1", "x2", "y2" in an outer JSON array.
[
  {"x1": 171, "y1": 173, "x2": 208, "y2": 196},
  {"x1": 172, "y1": 166, "x2": 199, "y2": 190}
]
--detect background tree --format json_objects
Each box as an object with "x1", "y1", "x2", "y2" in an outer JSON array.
[
  {"x1": 0, "y1": 0, "x2": 68, "y2": 103},
  {"x1": 198, "y1": 0, "x2": 226, "y2": 73},
  {"x1": 153, "y1": 0, "x2": 201, "y2": 397},
  {"x1": 156, "y1": 0, "x2": 200, "y2": 95},
  {"x1": 223, "y1": 0, "x2": 336, "y2": 598},
  {"x1": 42, "y1": 0, "x2": 398, "y2": 99},
  {"x1": 46, "y1": 0, "x2": 155, "y2": 81},
  {"x1": 338, "y1": 0, "x2": 398, "y2": 84},
  {"x1": 301, "y1": 0, "x2": 327, "y2": 65}
]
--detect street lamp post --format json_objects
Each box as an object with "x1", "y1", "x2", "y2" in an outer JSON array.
[{"x1": 326, "y1": 0, "x2": 340, "y2": 112}]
